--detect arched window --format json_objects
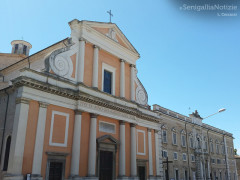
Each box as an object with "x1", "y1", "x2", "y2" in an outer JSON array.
[{"x1": 3, "y1": 136, "x2": 11, "y2": 171}]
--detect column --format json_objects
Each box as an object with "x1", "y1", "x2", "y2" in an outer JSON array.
[
  {"x1": 119, "y1": 121, "x2": 126, "y2": 177},
  {"x1": 148, "y1": 129, "x2": 153, "y2": 178},
  {"x1": 224, "y1": 135, "x2": 230, "y2": 180},
  {"x1": 70, "y1": 110, "x2": 82, "y2": 177},
  {"x1": 207, "y1": 160, "x2": 211, "y2": 180},
  {"x1": 92, "y1": 45, "x2": 99, "y2": 88},
  {"x1": 6, "y1": 98, "x2": 30, "y2": 178},
  {"x1": 88, "y1": 114, "x2": 97, "y2": 177},
  {"x1": 130, "y1": 64, "x2": 135, "y2": 101},
  {"x1": 120, "y1": 59, "x2": 125, "y2": 98},
  {"x1": 130, "y1": 123, "x2": 137, "y2": 177},
  {"x1": 32, "y1": 102, "x2": 48, "y2": 179},
  {"x1": 155, "y1": 130, "x2": 161, "y2": 177},
  {"x1": 77, "y1": 38, "x2": 85, "y2": 83}
]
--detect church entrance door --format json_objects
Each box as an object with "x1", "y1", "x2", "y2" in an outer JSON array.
[
  {"x1": 99, "y1": 150, "x2": 113, "y2": 180},
  {"x1": 138, "y1": 166, "x2": 146, "y2": 180},
  {"x1": 48, "y1": 161, "x2": 63, "y2": 180}
]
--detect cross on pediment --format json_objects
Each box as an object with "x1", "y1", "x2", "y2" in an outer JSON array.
[{"x1": 107, "y1": 10, "x2": 113, "y2": 22}]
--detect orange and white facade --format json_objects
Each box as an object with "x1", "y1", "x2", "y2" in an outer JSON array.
[{"x1": 0, "y1": 20, "x2": 163, "y2": 180}]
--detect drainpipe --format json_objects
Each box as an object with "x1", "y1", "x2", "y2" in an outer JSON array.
[
  {"x1": 0, "y1": 89, "x2": 10, "y2": 163},
  {"x1": 206, "y1": 129, "x2": 211, "y2": 180},
  {"x1": 185, "y1": 122, "x2": 191, "y2": 180}
]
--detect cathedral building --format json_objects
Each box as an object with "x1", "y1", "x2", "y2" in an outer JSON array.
[{"x1": 0, "y1": 19, "x2": 237, "y2": 180}]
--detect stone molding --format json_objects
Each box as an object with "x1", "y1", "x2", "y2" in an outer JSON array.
[
  {"x1": 12, "y1": 76, "x2": 159, "y2": 123},
  {"x1": 39, "y1": 101, "x2": 49, "y2": 108},
  {"x1": 74, "y1": 109, "x2": 82, "y2": 115},
  {"x1": 15, "y1": 97, "x2": 31, "y2": 104}
]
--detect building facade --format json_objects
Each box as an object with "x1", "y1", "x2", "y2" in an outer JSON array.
[
  {"x1": 153, "y1": 105, "x2": 238, "y2": 180},
  {"x1": 0, "y1": 19, "x2": 237, "y2": 180}
]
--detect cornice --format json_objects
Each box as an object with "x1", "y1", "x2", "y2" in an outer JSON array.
[{"x1": 11, "y1": 76, "x2": 159, "y2": 123}]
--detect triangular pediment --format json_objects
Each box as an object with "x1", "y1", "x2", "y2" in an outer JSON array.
[
  {"x1": 83, "y1": 21, "x2": 139, "y2": 55},
  {"x1": 97, "y1": 135, "x2": 119, "y2": 145}
]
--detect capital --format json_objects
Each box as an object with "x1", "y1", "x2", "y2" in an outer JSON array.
[
  {"x1": 74, "y1": 109, "x2": 82, "y2": 115},
  {"x1": 93, "y1": 45, "x2": 100, "y2": 49},
  {"x1": 154, "y1": 129, "x2": 160, "y2": 134},
  {"x1": 148, "y1": 128, "x2": 152, "y2": 132},
  {"x1": 79, "y1": 38, "x2": 86, "y2": 43},
  {"x1": 90, "y1": 113, "x2": 98, "y2": 118},
  {"x1": 130, "y1": 123, "x2": 137, "y2": 127},
  {"x1": 16, "y1": 97, "x2": 30, "y2": 105},
  {"x1": 120, "y1": 59, "x2": 126, "y2": 63},
  {"x1": 130, "y1": 64, "x2": 136, "y2": 68},
  {"x1": 39, "y1": 101, "x2": 49, "y2": 108},
  {"x1": 119, "y1": 120, "x2": 126, "y2": 125}
]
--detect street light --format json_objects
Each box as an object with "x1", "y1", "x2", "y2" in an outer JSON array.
[
  {"x1": 200, "y1": 108, "x2": 226, "y2": 180},
  {"x1": 203, "y1": 108, "x2": 226, "y2": 120}
]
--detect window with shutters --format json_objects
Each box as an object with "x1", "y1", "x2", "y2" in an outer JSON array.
[
  {"x1": 102, "y1": 63, "x2": 116, "y2": 95},
  {"x1": 182, "y1": 153, "x2": 187, "y2": 161},
  {"x1": 181, "y1": 135, "x2": 186, "y2": 147},
  {"x1": 172, "y1": 130, "x2": 177, "y2": 145},
  {"x1": 174, "y1": 152, "x2": 178, "y2": 160},
  {"x1": 162, "y1": 150, "x2": 168, "y2": 158},
  {"x1": 162, "y1": 130, "x2": 167, "y2": 143}
]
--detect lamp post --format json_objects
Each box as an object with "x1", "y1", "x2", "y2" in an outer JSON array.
[
  {"x1": 200, "y1": 108, "x2": 226, "y2": 180},
  {"x1": 203, "y1": 108, "x2": 226, "y2": 120}
]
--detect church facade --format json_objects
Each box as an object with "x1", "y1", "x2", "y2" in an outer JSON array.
[{"x1": 0, "y1": 19, "x2": 237, "y2": 180}]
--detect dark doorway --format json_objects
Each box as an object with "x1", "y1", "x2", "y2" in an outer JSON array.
[
  {"x1": 138, "y1": 166, "x2": 146, "y2": 180},
  {"x1": 175, "y1": 169, "x2": 179, "y2": 180},
  {"x1": 48, "y1": 162, "x2": 63, "y2": 180},
  {"x1": 3, "y1": 136, "x2": 11, "y2": 171},
  {"x1": 99, "y1": 151, "x2": 113, "y2": 180}
]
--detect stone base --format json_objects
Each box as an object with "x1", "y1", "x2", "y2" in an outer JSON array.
[
  {"x1": 31, "y1": 174, "x2": 43, "y2": 180},
  {"x1": 82, "y1": 177, "x2": 98, "y2": 180},
  {"x1": 128, "y1": 176, "x2": 139, "y2": 180},
  {"x1": 3, "y1": 174, "x2": 24, "y2": 180},
  {"x1": 117, "y1": 176, "x2": 130, "y2": 180},
  {"x1": 68, "y1": 175, "x2": 85, "y2": 180},
  {"x1": 149, "y1": 176, "x2": 157, "y2": 180}
]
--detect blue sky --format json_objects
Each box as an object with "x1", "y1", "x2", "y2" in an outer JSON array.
[{"x1": 1, "y1": 0, "x2": 239, "y2": 152}]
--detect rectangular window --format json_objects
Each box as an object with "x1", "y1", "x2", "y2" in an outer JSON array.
[
  {"x1": 172, "y1": 132, "x2": 177, "y2": 145},
  {"x1": 211, "y1": 158, "x2": 215, "y2": 164},
  {"x1": 103, "y1": 70, "x2": 112, "y2": 94},
  {"x1": 216, "y1": 144, "x2": 219, "y2": 154},
  {"x1": 162, "y1": 150, "x2": 168, "y2": 158},
  {"x1": 189, "y1": 137, "x2": 194, "y2": 148},
  {"x1": 181, "y1": 135, "x2": 186, "y2": 147},
  {"x1": 204, "y1": 141, "x2": 208, "y2": 150},
  {"x1": 174, "y1": 152, "x2": 178, "y2": 160},
  {"x1": 191, "y1": 154, "x2": 195, "y2": 162},
  {"x1": 14, "y1": 44, "x2": 18, "y2": 54},
  {"x1": 182, "y1": 153, "x2": 187, "y2": 161},
  {"x1": 102, "y1": 63, "x2": 116, "y2": 95},
  {"x1": 162, "y1": 130, "x2": 167, "y2": 143},
  {"x1": 217, "y1": 159, "x2": 221, "y2": 164},
  {"x1": 23, "y1": 45, "x2": 27, "y2": 55},
  {"x1": 210, "y1": 143, "x2": 214, "y2": 153},
  {"x1": 222, "y1": 145, "x2": 225, "y2": 154}
]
